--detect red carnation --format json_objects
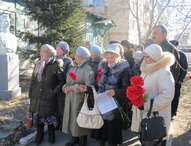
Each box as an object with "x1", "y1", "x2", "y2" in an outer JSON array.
[
  {"x1": 131, "y1": 96, "x2": 145, "y2": 107},
  {"x1": 69, "y1": 72, "x2": 78, "y2": 80},
  {"x1": 69, "y1": 72, "x2": 74, "y2": 77},
  {"x1": 72, "y1": 74, "x2": 78, "y2": 80},
  {"x1": 126, "y1": 86, "x2": 145, "y2": 100},
  {"x1": 97, "y1": 68, "x2": 103, "y2": 74},
  {"x1": 96, "y1": 75, "x2": 101, "y2": 82},
  {"x1": 130, "y1": 76, "x2": 144, "y2": 86}
]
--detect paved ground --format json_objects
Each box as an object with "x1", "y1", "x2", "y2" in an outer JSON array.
[{"x1": 28, "y1": 129, "x2": 141, "y2": 146}]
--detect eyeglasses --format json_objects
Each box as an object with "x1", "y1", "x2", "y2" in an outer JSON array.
[
  {"x1": 75, "y1": 54, "x2": 81, "y2": 58},
  {"x1": 144, "y1": 56, "x2": 150, "y2": 59}
]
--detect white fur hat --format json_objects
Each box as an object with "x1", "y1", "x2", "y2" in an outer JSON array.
[{"x1": 41, "y1": 44, "x2": 56, "y2": 57}]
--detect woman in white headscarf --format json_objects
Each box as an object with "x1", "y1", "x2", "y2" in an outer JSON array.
[
  {"x1": 131, "y1": 44, "x2": 175, "y2": 146},
  {"x1": 29, "y1": 44, "x2": 64, "y2": 145}
]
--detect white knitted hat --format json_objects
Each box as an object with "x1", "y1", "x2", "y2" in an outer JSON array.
[{"x1": 143, "y1": 44, "x2": 163, "y2": 61}]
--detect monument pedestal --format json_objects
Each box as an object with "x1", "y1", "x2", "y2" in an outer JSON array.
[{"x1": 0, "y1": 54, "x2": 21, "y2": 100}]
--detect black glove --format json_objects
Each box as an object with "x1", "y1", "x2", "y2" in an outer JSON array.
[{"x1": 138, "y1": 106, "x2": 144, "y2": 110}]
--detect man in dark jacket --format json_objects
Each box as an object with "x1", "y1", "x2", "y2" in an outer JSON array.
[
  {"x1": 152, "y1": 25, "x2": 180, "y2": 82},
  {"x1": 152, "y1": 25, "x2": 181, "y2": 122},
  {"x1": 170, "y1": 40, "x2": 188, "y2": 120}
]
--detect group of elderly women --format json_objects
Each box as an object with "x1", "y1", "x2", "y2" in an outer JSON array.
[{"x1": 29, "y1": 41, "x2": 175, "y2": 146}]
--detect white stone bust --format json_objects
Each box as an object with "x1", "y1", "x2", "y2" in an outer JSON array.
[{"x1": 0, "y1": 13, "x2": 17, "y2": 54}]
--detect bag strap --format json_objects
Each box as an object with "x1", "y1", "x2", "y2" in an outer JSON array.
[{"x1": 147, "y1": 99, "x2": 154, "y2": 117}]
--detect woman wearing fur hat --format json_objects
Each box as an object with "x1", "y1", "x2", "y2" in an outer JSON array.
[
  {"x1": 91, "y1": 44, "x2": 131, "y2": 146},
  {"x1": 29, "y1": 44, "x2": 65, "y2": 145},
  {"x1": 55, "y1": 41, "x2": 73, "y2": 130},
  {"x1": 62, "y1": 46, "x2": 95, "y2": 146},
  {"x1": 131, "y1": 44, "x2": 175, "y2": 146}
]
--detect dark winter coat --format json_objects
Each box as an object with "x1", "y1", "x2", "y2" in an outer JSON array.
[
  {"x1": 98, "y1": 59, "x2": 131, "y2": 119},
  {"x1": 124, "y1": 52, "x2": 134, "y2": 69},
  {"x1": 29, "y1": 59, "x2": 64, "y2": 116},
  {"x1": 62, "y1": 56, "x2": 73, "y2": 75},
  {"x1": 88, "y1": 56, "x2": 102, "y2": 91},
  {"x1": 130, "y1": 63, "x2": 141, "y2": 77},
  {"x1": 57, "y1": 56, "x2": 73, "y2": 117},
  {"x1": 159, "y1": 39, "x2": 180, "y2": 82},
  {"x1": 178, "y1": 51, "x2": 188, "y2": 82},
  {"x1": 88, "y1": 56, "x2": 102, "y2": 79}
]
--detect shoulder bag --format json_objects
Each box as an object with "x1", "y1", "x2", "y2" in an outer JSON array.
[
  {"x1": 139, "y1": 99, "x2": 166, "y2": 146},
  {"x1": 76, "y1": 87, "x2": 104, "y2": 129}
]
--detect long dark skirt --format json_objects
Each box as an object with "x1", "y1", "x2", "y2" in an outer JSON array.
[{"x1": 91, "y1": 119, "x2": 122, "y2": 145}]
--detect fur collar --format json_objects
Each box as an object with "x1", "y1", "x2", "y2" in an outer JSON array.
[
  {"x1": 99, "y1": 59, "x2": 130, "y2": 75},
  {"x1": 56, "y1": 59, "x2": 64, "y2": 67},
  {"x1": 141, "y1": 52, "x2": 175, "y2": 74}
]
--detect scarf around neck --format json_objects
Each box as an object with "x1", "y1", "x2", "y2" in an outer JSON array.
[{"x1": 34, "y1": 56, "x2": 52, "y2": 82}]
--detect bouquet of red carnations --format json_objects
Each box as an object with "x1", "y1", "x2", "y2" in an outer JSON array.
[{"x1": 126, "y1": 76, "x2": 148, "y2": 107}]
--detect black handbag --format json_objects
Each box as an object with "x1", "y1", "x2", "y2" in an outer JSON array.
[{"x1": 139, "y1": 99, "x2": 166, "y2": 146}]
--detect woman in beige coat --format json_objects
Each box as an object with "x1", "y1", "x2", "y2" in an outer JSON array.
[
  {"x1": 62, "y1": 46, "x2": 95, "y2": 146},
  {"x1": 131, "y1": 44, "x2": 175, "y2": 146}
]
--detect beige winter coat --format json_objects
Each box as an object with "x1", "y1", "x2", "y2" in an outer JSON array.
[
  {"x1": 131, "y1": 52, "x2": 175, "y2": 140},
  {"x1": 62, "y1": 60, "x2": 95, "y2": 137}
]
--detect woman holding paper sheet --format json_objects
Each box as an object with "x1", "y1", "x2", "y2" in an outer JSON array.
[{"x1": 91, "y1": 44, "x2": 131, "y2": 146}]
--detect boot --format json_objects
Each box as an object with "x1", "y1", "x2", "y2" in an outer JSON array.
[
  {"x1": 35, "y1": 123, "x2": 44, "y2": 145},
  {"x1": 99, "y1": 141, "x2": 105, "y2": 146},
  {"x1": 79, "y1": 135, "x2": 87, "y2": 146},
  {"x1": 65, "y1": 136, "x2": 79, "y2": 146},
  {"x1": 48, "y1": 124, "x2": 55, "y2": 145}
]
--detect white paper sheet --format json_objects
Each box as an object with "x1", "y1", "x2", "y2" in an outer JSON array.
[{"x1": 94, "y1": 91, "x2": 118, "y2": 114}]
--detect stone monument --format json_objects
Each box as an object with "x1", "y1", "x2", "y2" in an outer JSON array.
[{"x1": 0, "y1": 12, "x2": 21, "y2": 99}]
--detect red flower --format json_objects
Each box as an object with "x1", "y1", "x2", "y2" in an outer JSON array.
[
  {"x1": 69, "y1": 72, "x2": 74, "y2": 77},
  {"x1": 69, "y1": 72, "x2": 78, "y2": 80},
  {"x1": 131, "y1": 96, "x2": 145, "y2": 107},
  {"x1": 126, "y1": 86, "x2": 145, "y2": 100},
  {"x1": 130, "y1": 76, "x2": 144, "y2": 86},
  {"x1": 190, "y1": 76, "x2": 191, "y2": 79},
  {"x1": 72, "y1": 74, "x2": 78, "y2": 80},
  {"x1": 97, "y1": 68, "x2": 103, "y2": 74},
  {"x1": 126, "y1": 76, "x2": 148, "y2": 107},
  {"x1": 96, "y1": 75, "x2": 101, "y2": 82}
]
